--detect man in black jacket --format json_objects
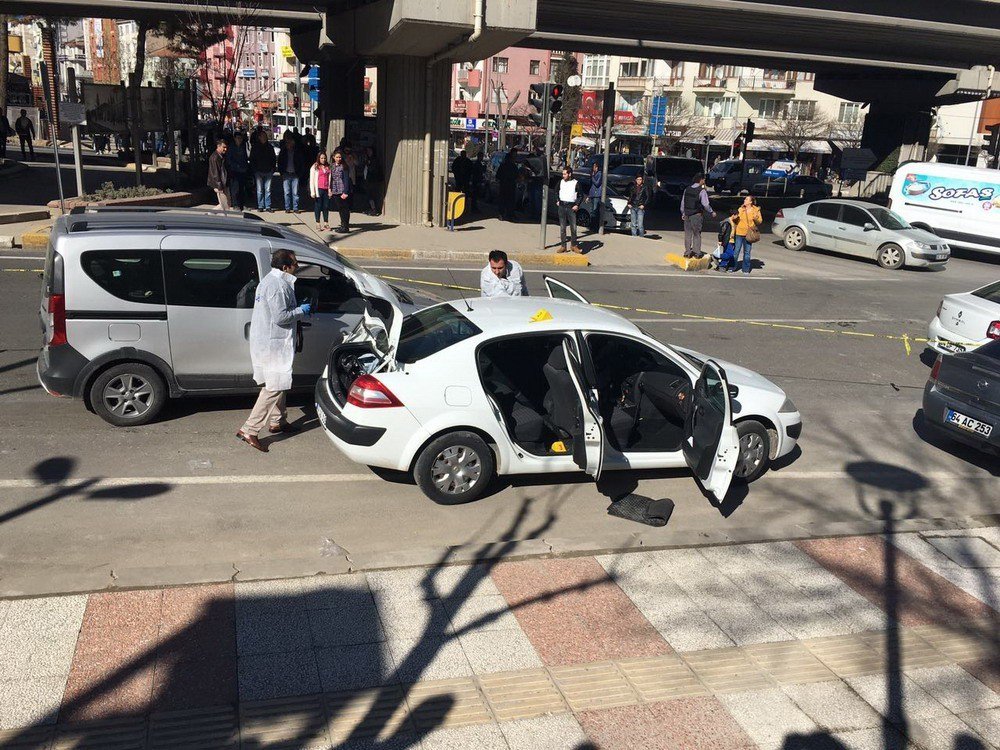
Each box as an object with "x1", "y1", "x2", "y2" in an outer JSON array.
[
  {"x1": 249, "y1": 130, "x2": 277, "y2": 211},
  {"x1": 276, "y1": 135, "x2": 305, "y2": 212},
  {"x1": 626, "y1": 174, "x2": 652, "y2": 237}
]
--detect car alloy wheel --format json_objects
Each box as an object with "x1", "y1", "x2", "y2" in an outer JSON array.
[
  {"x1": 735, "y1": 431, "x2": 765, "y2": 478},
  {"x1": 783, "y1": 227, "x2": 805, "y2": 251},
  {"x1": 877, "y1": 244, "x2": 904, "y2": 270},
  {"x1": 103, "y1": 373, "x2": 154, "y2": 418},
  {"x1": 430, "y1": 445, "x2": 483, "y2": 495}
]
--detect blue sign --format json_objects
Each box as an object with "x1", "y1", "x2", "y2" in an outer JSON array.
[
  {"x1": 648, "y1": 96, "x2": 667, "y2": 136},
  {"x1": 308, "y1": 65, "x2": 320, "y2": 103},
  {"x1": 465, "y1": 118, "x2": 477, "y2": 131}
]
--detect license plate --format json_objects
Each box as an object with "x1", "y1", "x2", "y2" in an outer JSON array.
[
  {"x1": 938, "y1": 340, "x2": 965, "y2": 354},
  {"x1": 315, "y1": 403, "x2": 327, "y2": 428},
  {"x1": 935, "y1": 254, "x2": 948, "y2": 261},
  {"x1": 946, "y1": 409, "x2": 993, "y2": 437}
]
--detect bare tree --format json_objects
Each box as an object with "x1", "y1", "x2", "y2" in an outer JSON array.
[
  {"x1": 766, "y1": 111, "x2": 835, "y2": 161},
  {"x1": 552, "y1": 53, "x2": 580, "y2": 145},
  {"x1": 651, "y1": 100, "x2": 694, "y2": 155},
  {"x1": 829, "y1": 116, "x2": 865, "y2": 149}
]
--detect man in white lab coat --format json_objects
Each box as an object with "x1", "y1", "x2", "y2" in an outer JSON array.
[
  {"x1": 237, "y1": 249, "x2": 312, "y2": 452},
  {"x1": 480, "y1": 249, "x2": 528, "y2": 298}
]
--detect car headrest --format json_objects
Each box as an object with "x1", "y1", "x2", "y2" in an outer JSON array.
[{"x1": 545, "y1": 345, "x2": 568, "y2": 371}]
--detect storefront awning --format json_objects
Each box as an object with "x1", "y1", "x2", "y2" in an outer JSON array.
[
  {"x1": 747, "y1": 139, "x2": 832, "y2": 154},
  {"x1": 571, "y1": 136, "x2": 596, "y2": 147},
  {"x1": 680, "y1": 126, "x2": 739, "y2": 146}
]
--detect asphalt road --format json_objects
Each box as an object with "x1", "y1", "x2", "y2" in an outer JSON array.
[{"x1": 1, "y1": 236, "x2": 998, "y2": 596}]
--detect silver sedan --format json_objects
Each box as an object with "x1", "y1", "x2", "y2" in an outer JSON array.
[{"x1": 772, "y1": 199, "x2": 950, "y2": 270}]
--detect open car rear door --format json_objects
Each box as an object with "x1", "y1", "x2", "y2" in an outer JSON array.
[
  {"x1": 544, "y1": 276, "x2": 590, "y2": 304},
  {"x1": 682, "y1": 359, "x2": 739, "y2": 502},
  {"x1": 562, "y1": 338, "x2": 605, "y2": 480}
]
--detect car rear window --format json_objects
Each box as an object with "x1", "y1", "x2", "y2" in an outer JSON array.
[
  {"x1": 396, "y1": 305, "x2": 482, "y2": 364},
  {"x1": 972, "y1": 280, "x2": 1000, "y2": 304},
  {"x1": 653, "y1": 158, "x2": 700, "y2": 177},
  {"x1": 81, "y1": 250, "x2": 165, "y2": 305}
]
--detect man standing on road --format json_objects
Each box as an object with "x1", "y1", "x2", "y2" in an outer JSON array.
[
  {"x1": 237, "y1": 249, "x2": 312, "y2": 453},
  {"x1": 15, "y1": 110, "x2": 35, "y2": 160},
  {"x1": 278, "y1": 135, "x2": 304, "y2": 213},
  {"x1": 587, "y1": 161, "x2": 604, "y2": 230},
  {"x1": 0, "y1": 110, "x2": 10, "y2": 160},
  {"x1": 452, "y1": 149, "x2": 472, "y2": 200},
  {"x1": 469, "y1": 151, "x2": 485, "y2": 213},
  {"x1": 480, "y1": 249, "x2": 528, "y2": 297},
  {"x1": 626, "y1": 173, "x2": 652, "y2": 237},
  {"x1": 250, "y1": 129, "x2": 277, "y2": 212},
  {"x1": 207, "y1": 139, "x2": 230, "y2": 210},
  {"x1": 681, "y1": 172, "x2": 716, "y2": 258},
  {"x1": 496, "y1": 151, "x2": 519, "y2": 221},
  {"x1": 557, "y1": 167, "x2": 583, "y2": 254}
]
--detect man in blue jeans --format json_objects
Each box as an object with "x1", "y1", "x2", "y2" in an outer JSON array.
[
  {"x1": 277, "y1": 135, "x2": 304, "y2": 212},
  {"x1": 625, "y1": 174, "x2": 652, "y2": 237}
]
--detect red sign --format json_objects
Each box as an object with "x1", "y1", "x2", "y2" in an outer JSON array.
[{"x1": 614, "y1": 111, "x2": 635, "y2": 125}]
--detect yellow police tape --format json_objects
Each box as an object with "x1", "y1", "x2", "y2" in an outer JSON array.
[{"x1": 377, "y1": 274, "x2": 988, "y2": 356}]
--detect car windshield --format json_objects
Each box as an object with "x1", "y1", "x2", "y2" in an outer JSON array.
[
  {"x1": 654, "y1": 159, "x2": 700, "y2": 177},
  {"x1": 396, "y1": 304, "x2": 482, "y2": 364},
  {"x1": 867, "y1": 207, "x2": 910, "y2": 230}
]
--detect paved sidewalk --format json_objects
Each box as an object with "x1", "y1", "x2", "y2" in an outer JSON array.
[{"x1": 1, "y1": 527, "x2": 998, "y2": 749}]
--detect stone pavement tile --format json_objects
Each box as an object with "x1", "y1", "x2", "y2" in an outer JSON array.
[
  {"x1": 727, "y1": 570, "x2": 847, "y2": 640},
  {"x1": 499, "y1": 714, "x2": 589, "y2": 750},
  {"x1": 644, "y1": 607, "x2": 734, "y2": 653},
  {"x1": 789, "y1": 567, "x2": 886, "y2": 634},
  {"x1": 59, "y1": 661, "x2": 156, "y2": 721},
  {"x1": 746, "y1": 541, "x2": 825, "y2": 571},
  {"x1": 159, "y1": 582, "x2": 233, "y2": 626},
  {"x1": 909, "y1": 712, "x2": 990, "y2": 750},
  {"x1": 443, "y1": 594, "x2": 521, "y2": 635},
  {"x1": 962, "y1": 658, "x2": 1000, "y2": 695},
  {"x1": 235, "y1": 608, "x2": 312, "y2": 656},
  {"x1": 419, "y1": 721, "x2": 509, "y2": 750},
  {"x1": 648, "y1": 696, "x2": 758, "y2": 749},
  {"x1": 377, "y1": 596, "x2": 456, "y2": 640},
  {"x1": 156, "y1": 607, "x2": 236, "y2": 661},
  {"x1": 907, "y1": 665, "x2": 1000, "y2": 713},
  {"x1": 892, "y1": 533, "x2": 1000, "y2": 610},
  {"x1": 718, "y1": 688, "x2": 818, "y2": 750},
  {"x1": 235, "y1": 578, "x2": 307, "y2": 616},
  {"x1": 316, "y1": 642, "x2": 398, "y2": 691},
  {"x1": 0, "y1": 595, "x2": 87, "y2": 681},
  {"x1": 576, "y1": 704, "x2": 676, "y2": 750},
  {"x1": 459, "y1": 629, "x2": 543, "y2": 674},
  {"x1": 830, "y1": 727, "x2": 911, "y2": 750},
  {"x1": 845, "y1": 673, "x2": 951, "y2": 720},
  {"x1": 653, "y1": 549, "x2": 759, "y2": 610},
  {"x1": 308, "y1": 603, "x2": 385, "y2": 647},
  {"x1": 492, "y1": 557, "x2": 671, "y2": 666},
  {"x1": 0, "y1": 676, "x2": 65, "y2": 730},
  {"x1": 150, "y1": 654, "x2": 237, "y2": 712},
  {"x1": 366, "y1": 569, "x2": 434, "y2": 599},
  {"x1": 336, "y1": 737, "x2": 421, "y2": 750},
  {"x1": 299, "y1": 573, "x2": 372, "y2": 611},
  {"x1": 431, "y1": 564, "x2": 503, "y2": 600},
  {"x1": 959, "y1": 707, "x2": 1000, "y2": 749},
  {"x1": 700, "y1": 544, "x2": 776, "y2": 577},
  {"x1": 797, "y1": 536, "x2": 994, "y2": 627},
  {"x1": 781, "y1": 680, "x2": 882, "y2": 731},
  {"x1": 237, "y1": 648, "x2": 320, "y2": 701},
  {"x1": 386, "y1": 636, "x2": 473, "y2": 684},
  {"x1": 705, "y1": 601, "x2": 795, "y2": 646}
]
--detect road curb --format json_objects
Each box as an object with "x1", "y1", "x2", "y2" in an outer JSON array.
[
  {"x1": 0, "y1": 208, "x2": 50, "y2": 225},
  {"x1": 336, "y1": 246, "x2": 590, "y2": 267},
  {"x1": 20, "y1": 224, "x2": 51, "y2": 250},
  {"x1": 2, "y1": 512, "x2": 996, "y2": 599}
]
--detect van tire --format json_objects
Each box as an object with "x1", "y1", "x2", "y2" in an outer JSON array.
[
  {"x1": 90, "y1": 363, "x2": 167, "y2": 427},
  {"x1": 876, "y1": 243, "x2": 905, "y2": 270},
  {"x1": 414, "y1": 431, "x2": 495, "y2": 505}
]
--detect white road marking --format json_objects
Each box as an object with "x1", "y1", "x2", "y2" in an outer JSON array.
[
  {"x1": 369, "y1": 264, "x2": 784, "y2": 280},
  {"x1": 0, "y1": 468, "x2": 988, "y2": 489},
  {"x1": 628, "y1": 317, "x2": 889, "y2": 324}
]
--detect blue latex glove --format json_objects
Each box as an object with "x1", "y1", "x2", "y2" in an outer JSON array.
[{"x1": 300, "y1": 303, "x2": 312, "y2": 316}]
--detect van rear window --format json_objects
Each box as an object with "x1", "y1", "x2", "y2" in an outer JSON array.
[
  {"x1": 396, "y1": 305, "x2": 482, "y2": 364},
  {"x1": 81, "y1": 250, "x2": 165, "y2": 305}
]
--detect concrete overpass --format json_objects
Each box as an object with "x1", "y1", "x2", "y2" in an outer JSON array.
[{"x1": 9, "y1": 0, "x2": 1000, "y2": 225}]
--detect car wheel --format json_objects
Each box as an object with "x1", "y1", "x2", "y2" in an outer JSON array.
[
  {"x1": 783, "y1": 226, "x2": 806, "y2": 251},
  {"x1": 414, "y1": 431, "x2": 495, "y2": 505},
  {"x1": 577, "y1": 208, "x2": 592, "y2": 228},
  {"x1": 89, "y1": 363, "x2": 167, "y2": 427},
  {"x1": 733, "y1": 420, "x2": 771, "y2": 483},
  {"x1": 876, "y1": 243, "x2": 905, "y2": 270}
]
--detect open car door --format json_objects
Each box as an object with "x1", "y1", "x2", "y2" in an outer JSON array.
[
  {"x1": 682, "y1": 360, "x2": 740, "y2": 502},
  {"x1": 544, "y1": 276, "x2": 590, "y2": 304},
  {"x1": 562, "y1": 338, "x2": 605, "y2": 480}
]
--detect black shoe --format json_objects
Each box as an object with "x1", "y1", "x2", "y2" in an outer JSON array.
[{"x1": 337, "y1": 225, "x2": 349, "y2": 232}]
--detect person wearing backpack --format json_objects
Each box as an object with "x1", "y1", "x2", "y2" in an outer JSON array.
[
  {"x1": 715, "y1": 208, "x2": 740, "y2": 272},
  {"x1": 733, "y1": 195, "x2": 763, "y2": 275}
]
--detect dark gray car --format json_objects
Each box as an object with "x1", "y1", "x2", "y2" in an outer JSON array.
[{"x1": 923, "y1": 341, "x2": 1000, "y2": 454}]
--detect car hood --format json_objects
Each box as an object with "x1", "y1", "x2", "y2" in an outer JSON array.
[
  {"x1": 896, "y1": 227, "x2": 944, "y2": 245},
  {"x1": 673, "y1": 345, "x2": 786, "y2": 399}
]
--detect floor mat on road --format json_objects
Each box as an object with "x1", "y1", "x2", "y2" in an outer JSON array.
[{"x1": 607, "y1": 494, "x2": 674, "y2": 527}]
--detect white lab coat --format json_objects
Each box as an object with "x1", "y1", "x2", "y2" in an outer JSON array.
[
  {"x1": 249, "y1": 268, "x2": 305, "y2": 391},
  {"x1": 480, "y1": 260, "x2": 528, "y2": 297}
]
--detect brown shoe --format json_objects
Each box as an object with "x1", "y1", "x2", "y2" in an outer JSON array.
[
  {"x1": 571, "y1": 245, "x2": 582, "y2": 254},
  {"x1": 557, "y1": 246, "x2": 569, "y2": 253},
  {"x1": 269, "y1": 422, "x2": 300, "y2": 434},
  {"x1": 236, "y1": 430, "x2": 268, "y2": 452}
]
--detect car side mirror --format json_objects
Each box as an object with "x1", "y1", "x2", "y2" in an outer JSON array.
[
  {"x1": 727, "y1": 384, "x2": 739, "y2": 398},
  {"x1": 863, "y1": 222, "x2": 877, "y2": 231}
]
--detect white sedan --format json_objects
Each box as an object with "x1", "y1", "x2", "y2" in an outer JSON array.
[
  {"x1": 928, "y1": 280, "x2": 1000, "y2": 355},
  {"x1": 314, "y1": 278, "x2": 802, "y2": 505}
]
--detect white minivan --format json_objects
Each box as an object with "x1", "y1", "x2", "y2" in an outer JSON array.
[{"x1": 888, "y1": 162, "x2": 1000, "y2": 257}]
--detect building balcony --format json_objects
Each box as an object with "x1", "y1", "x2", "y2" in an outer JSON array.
[
  {"x1": 616, "y1": 75, "x2": 652, "y2": 92},
  {"x1": 458, "y1": 68, "x2": 481, "y2": 89},
  {"x1": 657, "y1": 76, "x2": 685, "y2": 90},
  {"x1": 693, "y1": 77, "x2": 728, "y2": 90},
  {"x1": 738, "y1": 77, "x2": 794, "y2": 92}
]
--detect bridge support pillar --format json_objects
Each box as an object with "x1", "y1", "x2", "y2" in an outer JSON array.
[
  {"x1": 860, "y1": 104, "x2": 933, "y2": 167},
  {"x1": 376, "y1": 55, "x2": 452, "y2": 226},
  {"x1": 319, "y1": 58, "x2": 366, "y2": 153}
]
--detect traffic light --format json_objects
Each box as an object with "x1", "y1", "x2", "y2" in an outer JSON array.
[
  {"x1": 528, "y1": 82, "x2": 549, "y2": 126},
  {"x1": 292, "y1": 96, "x2": 300, "y2": 109},
  {"x1": 733, "y1": 136, "x2": 743, "y2": 156},
  {"x1": 744, "y1": 118, "x2": 756, "y2": 145},
  {"x1": 985, "y1": 123, "x2": 1000, "y2": 159},
  {"x1": 548, "y1": 84, "x2": 563, "y2": 117}
]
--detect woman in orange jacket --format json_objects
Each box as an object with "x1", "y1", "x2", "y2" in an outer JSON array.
[{"x1": 733, "y1": 195, "x2": 763, "y2": 275}]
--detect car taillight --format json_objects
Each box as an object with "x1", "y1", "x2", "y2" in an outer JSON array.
[
  {"x1": 775, "y1": 209, "x2": 784, "y2": 218},
  {"x1": 48, "y1": 293, "x2": 67, "y2": 346},
  {"x1": 988, "y1": 321, "x2": 1000, "y2": 340},
  {"x1": 929, "y1": 355, "x2": 942, "y2": 382},
  {"x1": 347, "y1": 374, "x2": 403, "y2": 408}
]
